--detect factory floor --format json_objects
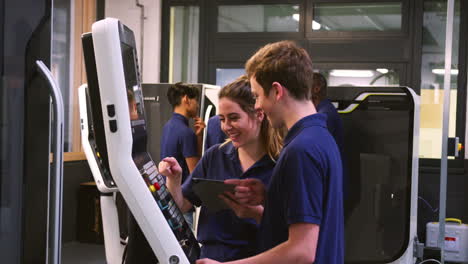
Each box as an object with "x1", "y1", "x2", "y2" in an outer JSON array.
[{"x1": 62, "y1": 242, "x2": 106, "y2": 264}]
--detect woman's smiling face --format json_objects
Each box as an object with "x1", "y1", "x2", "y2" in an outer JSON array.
[{"x1": 218, "y1": 97, "x2": 262, "y2": 148}]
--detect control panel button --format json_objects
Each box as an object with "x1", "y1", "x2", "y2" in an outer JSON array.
[
  {"x1": 109, "y1": 120, "x2": 118, "y2": 132},
  {"x1": 153, "y1": 182, "x2": 161, "y2": 190},
  {"x1": 107, "y1": 104, "x2": 115, "y2": 117}
]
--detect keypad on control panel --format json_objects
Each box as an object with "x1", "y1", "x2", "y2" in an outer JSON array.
[{"x1": 140, "y1": 161, "x2": 192, "y2": 237}]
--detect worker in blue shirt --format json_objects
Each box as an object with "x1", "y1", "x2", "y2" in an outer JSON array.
[
  {"x1": 204, "y1": 115, "x2": 226, "y2": 150},
  {"x1": 161, "y1": 82, "x2": 206, "y2": 183},
  {"x1": 312, "y1": 72, "x2": 348, "y2": 198},
  {"x1": 199, "y1": 41, "x2": 344, "y2": 264},
  {"x1": 159, "y1": 75, "x2": 283, "y2": 262},
  {"x1": 161, "y1": 82, "x2": 206, "y2": 230},
  {"x1": 312, "y1": 73, "x2": 344, "y2": 155}
]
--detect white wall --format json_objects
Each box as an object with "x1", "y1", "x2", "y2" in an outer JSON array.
[{"x1": 105, "y1": 0, "x2": 161, "y2": 83}]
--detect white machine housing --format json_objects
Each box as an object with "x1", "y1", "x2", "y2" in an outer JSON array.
[
  {"x1": 78, "y1": 84, "x2": 124, "y2": 264},
  {"x1": 92, "y1": 18, "x2": 194, "y2": 264}
]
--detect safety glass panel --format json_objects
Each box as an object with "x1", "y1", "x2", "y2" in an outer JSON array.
[
  {"x1": 169, "y1": 6, "x2": 199, "y2": 83},
  {"x1": 313, "y1": 2, "x2": 402, "y2": 32},
  {"x1": 419, "y1": 0, "x2": 460, "y2": 159},
  {"x1": 218, "y1": 5, "x2": 300, "y2": 32},
  {"x1": 215, "y1": 68, "x2": 245, "y2": 87},
  {"x1": 52, "y1": 0, "x2": 72, "y2": 150}
]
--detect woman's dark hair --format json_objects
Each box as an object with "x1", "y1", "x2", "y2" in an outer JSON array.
[
  {"x1": 219, "y1": 75, "x2": 283, "y2": 160},
  {"x1": 167, "y1": 82, "x2": 200, "y2": 107}
]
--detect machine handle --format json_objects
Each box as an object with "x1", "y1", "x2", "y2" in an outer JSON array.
[
  {"x1": 201, "y1": 105, "x2": 214, "y2": 154},
  {"x1": 445, "y1": 218, "x2": 462, "y2": 224},
  {"x1": 36, "y1": 60, "x2": 64, "y2": 264}
]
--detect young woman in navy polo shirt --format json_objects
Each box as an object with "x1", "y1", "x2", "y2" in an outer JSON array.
[
  {"x1": 198, "y1": 41, "x2": 344, "y2": 264},
  {"x1": 158, "y1": 75, "x2": 283, "y2": 262}
]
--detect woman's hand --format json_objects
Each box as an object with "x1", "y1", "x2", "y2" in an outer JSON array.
[{"x1": 158, "y1": 157, "x2": 183, "y2": 184}]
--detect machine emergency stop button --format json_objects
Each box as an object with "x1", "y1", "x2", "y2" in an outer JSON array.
[{"x1": 153, "y1": 182, "x2": 161, "y2": 190}]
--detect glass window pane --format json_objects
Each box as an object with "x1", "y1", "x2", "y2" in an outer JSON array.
[
  {"x1": 317, "y1": 68, "x2": 400, "y2": 86},
  {"x1": 218, "y1": 5, "x2": 300, "y2": 32},
  {"x1": 52, "y1": 0, "x2": 72, "y2": 151},
  {"x1": 169, "y1": 6, "x2": 199, "y2": 83},
  {"x1": 313, "y1": 2, "x2": 402, "y2": 32},
  {"x1": 419, "y1": 0, "x2": 460, "y2": 159},
  {"x1": 216, "y1": 68, "x2": 245, "y2": 87}
]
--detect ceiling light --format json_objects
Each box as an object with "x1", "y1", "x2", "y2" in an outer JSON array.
[
  {"x1": 330, "y1": 70, "x2": 374, "y2": 78},
  {"x1": 376, "y1": 68, "x2": 389, "y2": 74},
  {"x1": 312, "y1": 20, "x2": 321, "y2": 30},
  {"x1": 432, "y1": 69, "x2": 459, "y2": 75}
]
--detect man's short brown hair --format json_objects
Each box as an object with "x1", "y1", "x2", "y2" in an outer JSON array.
[{"x1": 245, "y1": 40, "x2": 313, "y2": 101}]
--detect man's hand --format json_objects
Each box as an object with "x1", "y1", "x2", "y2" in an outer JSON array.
[
  {"x1": 193, "y1": 117, "x2": 206, "y2": 136},
  {"x1": 224, "y1": 178, "x2": 266, "y2": 206},
  {"x1": 196, "y1": 258, "x2": 221, "y2": 264},
  {"x1": 221, "y1": 192, "x2": 264, "y2": 223},
  {"x1": 158, "y1": 157, "x2": 183, "y2": 183}
]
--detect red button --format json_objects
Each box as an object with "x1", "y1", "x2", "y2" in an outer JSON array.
[{"x1": 153, "y1": 182, "x2": 161, "y2": 190}]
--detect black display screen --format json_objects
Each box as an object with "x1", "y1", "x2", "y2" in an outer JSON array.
[
  {"x1": 82, "y1": 33, "x2": 115, "y2": 188},
  {"x1": 120, "y1": 42, "x2": 147, "y2": 154},
  {"x1": 328, "y1": 87, "x2": 413, "y2": 263}
]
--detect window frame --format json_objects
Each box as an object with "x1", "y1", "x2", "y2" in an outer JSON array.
[{"x1": 161, "y1": 0, "x2": 468, "y2": 166}]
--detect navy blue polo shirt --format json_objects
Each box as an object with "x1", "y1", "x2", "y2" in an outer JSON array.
[
  {"x1": 182, "y1": 142, "x2": 275, "y2": 261},
  {"x1": 259, "y1": 114, "x2": 344, "y2": 264},
  {"x1": 204, "y1": 115, "x2": 226, "y2": 150},
  {"x1": 317, "y1": 99, "x2": 348, "y2": 198},
  {"x1": 317, "y1": 99, "x2": 344, "y2": 154},
  {"x1": 160, "y1": 113, "x2": 198, "y2": 183}
]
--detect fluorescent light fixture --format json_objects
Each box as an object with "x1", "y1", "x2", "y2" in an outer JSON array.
[
  {"x1": 330, "y1": 70, "x2": 374, "y2": 78},
  {"x1": 432, "y1": 68, "x2": 459, "y2": 75},
  {"x1": 312, "y1": 20, "x2": 321, "y2": 30},
  {"x1": 292, "y1": 14, "x2": 300, "y2": 21},
  {"x1": 376, "y1": 68, "x2": 389, "y2": 74}
]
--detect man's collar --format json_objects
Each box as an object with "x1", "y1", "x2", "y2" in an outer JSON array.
[{"x1": 283, "y1": 113, "x2": 327, "y2": 146}]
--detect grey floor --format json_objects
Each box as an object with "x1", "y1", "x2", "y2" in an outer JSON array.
[{"x1": 62, "y1": 242, "x2": 107, "y2": 264}]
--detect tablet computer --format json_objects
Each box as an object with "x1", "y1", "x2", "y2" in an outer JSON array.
[{"x1": 192, "y1": 178, "x2": 235, "y2": 212}]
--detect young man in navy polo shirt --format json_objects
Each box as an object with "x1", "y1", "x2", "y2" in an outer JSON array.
[
  {"x1": 161, "y1": 82, "x2": 206, "y2": 184},
  {"x1": 198, "y1": 41, "x2": 344, "y2": 264}
]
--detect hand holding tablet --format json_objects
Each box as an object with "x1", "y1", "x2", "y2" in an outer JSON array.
[{"x1": 192, "y1": 178, "x2": 235, "y2": 212}]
